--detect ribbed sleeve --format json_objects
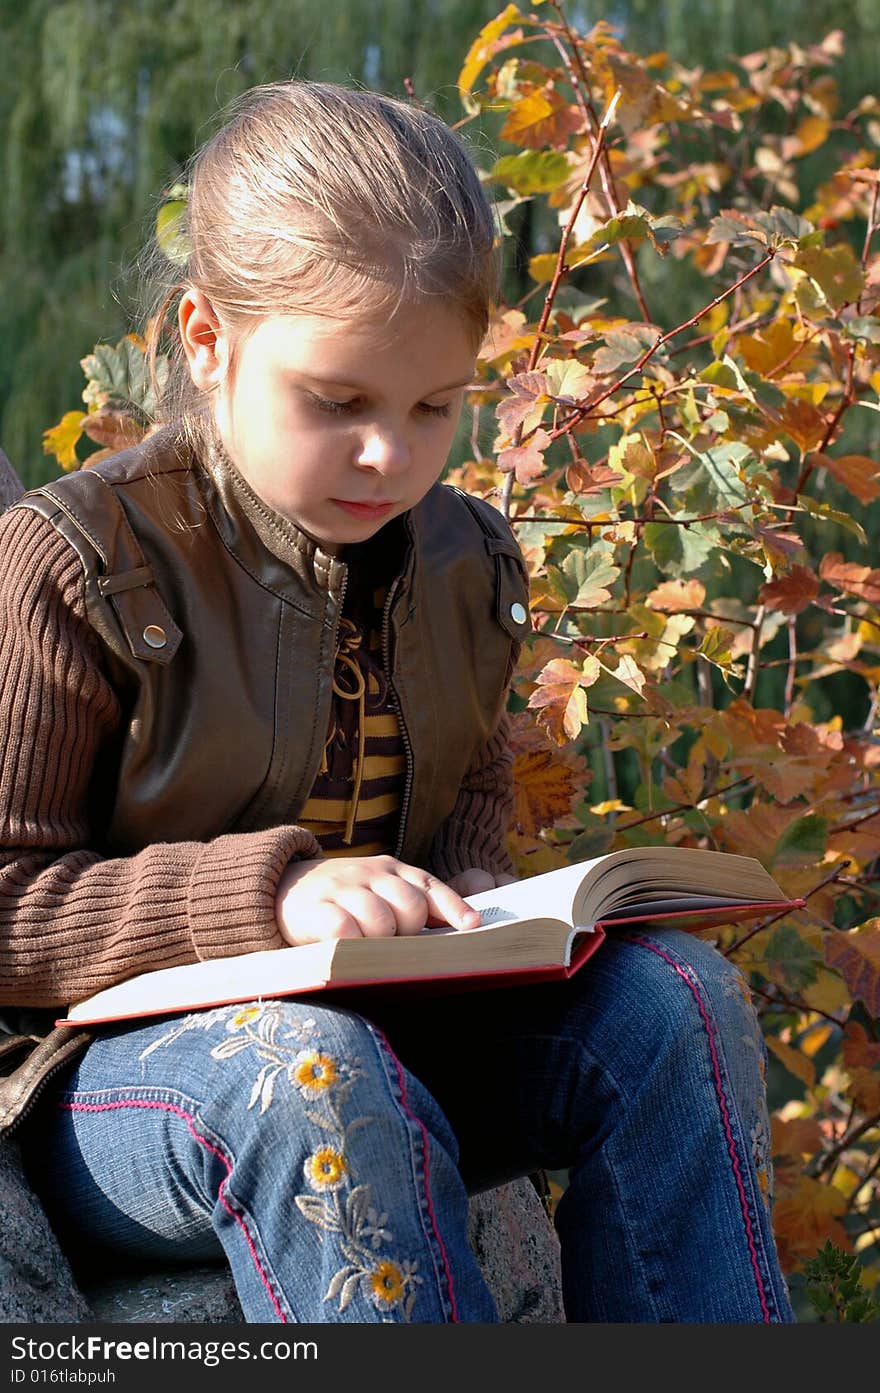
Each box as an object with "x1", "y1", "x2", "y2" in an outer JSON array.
[
  {"x1": 426, "y1": 708, "x2": 515, "y2": 881},
  {"x1": 0, "y1": 506, "x2": 321, "y2": 1008}
]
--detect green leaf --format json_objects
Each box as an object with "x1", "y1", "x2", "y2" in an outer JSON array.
[
  {"x1": 490, "y1": 150, "x2": 571, "y2": 195},
  {"x1": 764, "y1": 924, "x2": 822, "y2": 992},
  {"x1": 80, "y1": 338, "x2": 158, "y2": 417},
  {"x1": 676, "y1": 440, "x2": 754, "y2": 511},
  {"x1": 156, "y1": 198, "x2": 190, "y2": 266},
  {"x1": 582, "y1": 201, "x2": 684, "y2": 256},
  {"x1": 797, "y1": 494, "x2": 868, "y2": 545},
  {"x1": 842, "y1": 315, "x2": 880, "y2": 345},
  {"x1": 794, "y1": 243, "x2": 865, "y2": 312},
  {"x1": 643, "y1": 520, "x2": 718, "y2": 577},
  {"x1": 774, "y1": 814, "x2": 829, "y2": 868},
  {"x1": 696, "y1": 625, "x2": 738, "y2": 672},
  {"x1": 559, "y1": 545, "x2": 620, "y2": 607},
  {"x1": 593, "y1": 324, "x2": 660, "y2": 375}
]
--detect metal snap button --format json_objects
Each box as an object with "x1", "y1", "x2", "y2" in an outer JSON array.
[
  {"x1": 143, "y1": 624, "x2": 167, "y2": 649},
  {"x1": 509, "y1": 602, "x2": 527, "y2": 625}
]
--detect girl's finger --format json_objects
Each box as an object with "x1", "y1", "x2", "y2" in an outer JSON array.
[
  {"x1": 396, "y1": 866, "x2": 481, "y2": 930},
  {"x1": 333, "y1": 887, "x2": 400, "y2": 939}
]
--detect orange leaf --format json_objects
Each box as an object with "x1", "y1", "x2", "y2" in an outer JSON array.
[
  {"x1": 820, "y1": 553, "x2": 880, "y2": 605},
  {"x1": 819, "y1": 453, "x2": 880, "y2": 505},
  {"x1": 773, "y1": 1176, "x2": 849, "y2": 1269},
  {"x1": 81, "y1": 408, "x2": 146, "y2": 452},
  {"x1": 824, "y1": 925, "x2": 880, "y2": 1017},
  {"x1": 645, "y1": 579, "x2": 706, "y2": 612},
  {"x1": 500, "y1": 86, "x2": 585, "y2": 150},
  {"x1": 497, "y1": 428, "x2": 552, "y2": 485},
  {"x1": 771, "y1": 1115, "x2": 823, "y2": 1160},
  {"x1": 776, "y1": 397, "x2": 828, "y2": 454},
  {"x1": 759, "y1": 566, "x2": 819, "y2": 615},
  {"x1": 526, "y1": 657, "x2": 597, "y2": 745},
  {"x1": 511, "y1": 747, "x2": 583, "y2": 837},
  {"x1": 841, "y1": 1020, "x2": 880, "y2": 1072}
]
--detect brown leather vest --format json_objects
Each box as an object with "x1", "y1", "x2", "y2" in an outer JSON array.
[{"x1": 18, "y1": 430, "x2": 531, "y2": 869}]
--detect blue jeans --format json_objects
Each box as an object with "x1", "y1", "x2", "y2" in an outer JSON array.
[{"x1": 28, "y1": 929, "x2": 795, "y2": 1323}]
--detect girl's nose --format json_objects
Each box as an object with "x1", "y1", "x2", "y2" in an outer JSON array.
[{"x1": 355, "y1": 427, "x2": 409, "y2": 475}]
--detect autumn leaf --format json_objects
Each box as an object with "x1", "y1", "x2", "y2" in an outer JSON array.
[
  {"x1": 526, "y1": 655, "x2": 600, "y2": 744},
  {"x1": 771, "y1": 1115, "x2": 823, "y2": 1161},
  {"x1": 81, "y1": 408, "x2": 146, "y2": 453},
  {"x1": 766, "y1": 1036, "x2": 816, "y2": 1089},
  {"x1": 840, "y1": 1022, "x2": 880, "y2": 1115},
  {"x1": 820, "y1": 554, "x2": 880, "y2": 605},
  {"x1": 606, "y1": 653, "x2": 647, "y2": 697},
  {"x1": 497, "y1": 428, "x2": 552, "y2": 485},
  {"x1": 490, "y1": 150, "x2": 572, "y2": 195},
  {"x1": 511, "y1": 746, "x2": 585, "y2": 837},
  {"x1": 500, "y1": 85, "x2": 585, "y2": 149},
  {"x1": 760, "y1": 566, "x2": 820, "y2": 615},
  {"x1": 793, "y1": 242, "x2": 865, "y2": 312},
  {"x1": 458, "y1": 4, "x2": 525, "y2": 98},
  {"x1": 42, "y1": 411, "x2": 85, "y2": 471},
  {"x1": 816, "y1": 453, "x2": 880, "y2": 505},
  {"x1": 773, "y1": 1176, "x2": 850, "y2": 1269},
  {"x1": 646, "y1": 579, "x2": 706, "y2": 612},
  {"x1": 824, "y1": 925, "x2": 880, "y2": 1017}
]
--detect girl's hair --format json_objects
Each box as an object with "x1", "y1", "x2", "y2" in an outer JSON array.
[{"x1": 145, "y1": 80, "x2": 498, "y2": 438}]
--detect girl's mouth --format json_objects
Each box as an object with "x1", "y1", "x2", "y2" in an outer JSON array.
[{"x1": 331, "y1": 500, "x2": 395, "y2": 520}]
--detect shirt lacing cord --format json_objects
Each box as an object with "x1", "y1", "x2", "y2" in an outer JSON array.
[{"x1": 320, "y1": 618, "x2": 367, "y2": 845}]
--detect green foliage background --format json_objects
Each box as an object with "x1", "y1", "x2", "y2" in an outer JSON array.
[{"x1": 3, "y1": 0, "x2": 880, "y2": 485}]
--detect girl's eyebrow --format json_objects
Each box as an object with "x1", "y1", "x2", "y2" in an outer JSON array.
[{"x1": 296, "y1": 372, "x2": 476, "y2": 395}]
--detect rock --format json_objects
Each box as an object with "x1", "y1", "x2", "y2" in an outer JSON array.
[
  {"x1": 75, "y1": 1178, "x2": 564, "y2": 1324},
  {"x1": 0, "y1": 1139, "x2": 93, "y2": 1322},
  {"x1": 469, "y1": 1181, "x2": 565, "y2": 1323}
]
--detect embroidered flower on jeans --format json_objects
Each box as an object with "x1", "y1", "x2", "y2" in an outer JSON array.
[
  {"x1": 362, "y1": 1207, "x2": 393, "y2": 1249},
  {"x1": 229, "y1": 1005, "x2": 264, "y2": 1029},
  {"x1": 293, "y1": 1050, "x2": 338, "y2": 1094},
  {"x1": 368, "y1": 1259, "x2": 406, "y2": 1306},
  {"x1": 304, "y1": 1146, "x2": 348, "y2": 1191}
]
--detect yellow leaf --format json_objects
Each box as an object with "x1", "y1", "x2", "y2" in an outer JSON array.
[
  {"x1": 766, "y1": 1036, "x2": 816, "y2": 1089},
  {"x1": 42, "y1": 411, "x2": 85, "y2": 471},
  {"x1": 458, "y1": 4, "x2": 523, "y2": 97}
]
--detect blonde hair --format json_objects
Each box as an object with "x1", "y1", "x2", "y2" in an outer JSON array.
[{"x1": 145, "y1": 80, "x2": 498, "y2": 438}]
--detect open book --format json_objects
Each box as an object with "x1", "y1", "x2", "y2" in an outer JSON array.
[{"x1": 57, "y1": 845, "x2": 800, "y2": 1027}]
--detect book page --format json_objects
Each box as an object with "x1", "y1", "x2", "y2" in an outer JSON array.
[
  {"x1": 571, "y1": 845, "x2": 788, "y2": 925},
  {"x1": 464, "y1": 858, "x2": 605, "y2": 928}
]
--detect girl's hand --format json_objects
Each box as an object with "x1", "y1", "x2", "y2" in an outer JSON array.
[
  {"x1": 275, "y1": 855, "x2": 482, "y2": 947},
  {"x1": 445, "y1": 868, "x2": 517, "y2": 896}
]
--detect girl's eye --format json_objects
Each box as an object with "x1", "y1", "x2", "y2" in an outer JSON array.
[
  {"x1": 306, "y1": 393, "x2": 358, "y2": 416},
  {"x1": 304, "y1": 392, "x2": 452, "y2": 419}
]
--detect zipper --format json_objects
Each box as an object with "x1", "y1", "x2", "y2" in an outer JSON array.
[
  {"x1": 0, "y1": 1032, "x2": 91, "y2": 1137},
  {"x1": 381, "y1": 576, "x2": 414, "y2": 859}
]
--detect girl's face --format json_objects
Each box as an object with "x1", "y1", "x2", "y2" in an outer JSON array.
[{"x1": 182, "y1": 294, "x2": 477, "y2": 551}]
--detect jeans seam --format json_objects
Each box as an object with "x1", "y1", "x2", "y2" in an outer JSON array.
[
  {"x1": 367, "y1": 1024, "x2": 460, "y2": 1322},
  {"x1": 59, "y1": 1092, "x2": 290, "y2": 1322},
  {"x1": 620, "y1": 935, "x2": 774, "y2": 1323}
]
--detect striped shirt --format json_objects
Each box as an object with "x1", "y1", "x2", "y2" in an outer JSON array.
[{"x1": 297, "y1": 538, "x2": 406, "y2": 856}]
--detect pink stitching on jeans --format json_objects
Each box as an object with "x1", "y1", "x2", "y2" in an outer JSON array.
[
  {"x1": 60, "y1": 1097, "x2": 287, "y2": 1322},
  {"x1": 370, "y1": 1026, "x2": 460, "y2": 1322},
  {"x1": 621, "y1": 936, "x2": 772, "y2": 1323}
]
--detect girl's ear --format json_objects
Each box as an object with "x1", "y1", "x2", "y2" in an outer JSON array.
[{"x1": 179, "y1": 287, "x2": 227, "y2": 391}]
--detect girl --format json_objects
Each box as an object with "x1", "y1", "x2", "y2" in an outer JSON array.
[{"x1": 0, "y1": 81, "x2": 794, "y2": 1323}]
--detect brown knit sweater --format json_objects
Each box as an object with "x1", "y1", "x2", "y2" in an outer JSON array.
[{"x1": 0, "y1": 505, "x2": 514, "y2": 1009}]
